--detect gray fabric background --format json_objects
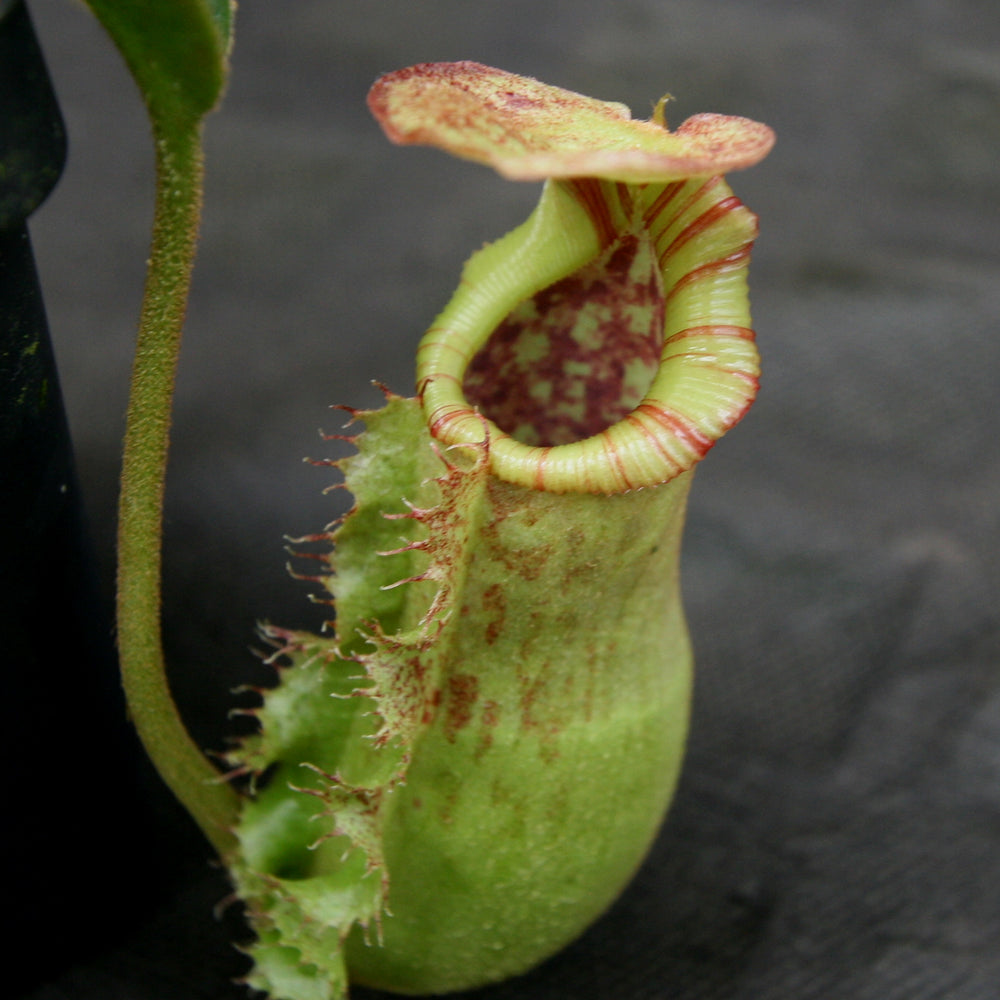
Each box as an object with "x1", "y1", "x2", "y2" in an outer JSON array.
[{"x1": 24, "y1": 0, "x2": 999, "y2": 997}]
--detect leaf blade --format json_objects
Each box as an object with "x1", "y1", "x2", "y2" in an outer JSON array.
[{"x1": 83, "y1": 0, "x2": 233, "y2": 129}]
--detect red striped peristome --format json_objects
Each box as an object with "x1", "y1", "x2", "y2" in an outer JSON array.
[{"x1": 416, "y1": 172, "x2": 761, "y2": 494}]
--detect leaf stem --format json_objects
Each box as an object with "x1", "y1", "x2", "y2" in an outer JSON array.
[{"x1": 116, "y1": 121, "x2": 239, "y2": 858}]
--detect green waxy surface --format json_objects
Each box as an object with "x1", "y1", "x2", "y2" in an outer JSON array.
[
  {"x1": 229, "y1": 61, "x2": 770, "y2": 1000},
  {"x1": 345, "y1": 461, "x2": 694, "y2": 993},
  {"x1": 231, "y1": 397, "x2": 693, "y2": 996}
]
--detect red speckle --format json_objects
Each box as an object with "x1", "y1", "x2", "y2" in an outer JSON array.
[
  {"x1": 463, "y1": 230, "x2": 664, "y2": 448},
  {"x1": 474, "y1": 699, "x2": 501, "y2": 759},
  {"x1": 501, "y1": 91, "x2": 540, "y2": 110},
  {"x1": 443, "y1": 673, "x2": 479, "y2": 742},
  {"x1": 481, "y1": 700, "x2": 500, "y2": 728},
  {"x1": 482, "y1": 583, "x2": 507, "y2": 646},
  {"x1": 518, "y1": 667, "x2": 550, "y2": 736}
]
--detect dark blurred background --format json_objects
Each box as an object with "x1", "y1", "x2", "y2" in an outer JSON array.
[{"x1": 20, "y1": 0, "x2": 1000, "y2": 997}]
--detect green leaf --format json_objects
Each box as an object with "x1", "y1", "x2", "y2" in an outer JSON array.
[
  {"x1": 83, "y1": 0, "x2": 233, "y2": 129},
  {"x1": 202, "y1": 0, "x2": 234, "y2": 45}
]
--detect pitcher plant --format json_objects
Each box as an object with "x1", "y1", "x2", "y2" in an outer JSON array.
[{"x1": 224, "y1": 63, "x2": 774, "y2": 999}]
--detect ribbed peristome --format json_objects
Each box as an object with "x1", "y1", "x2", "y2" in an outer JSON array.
[{"x1": 417, "y1": 173, "x2": 760, "y2": 494}]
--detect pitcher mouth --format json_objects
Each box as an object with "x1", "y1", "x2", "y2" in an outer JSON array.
[{"x1": 416, "y1": 175, "x2": 761, "y2": 494}]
